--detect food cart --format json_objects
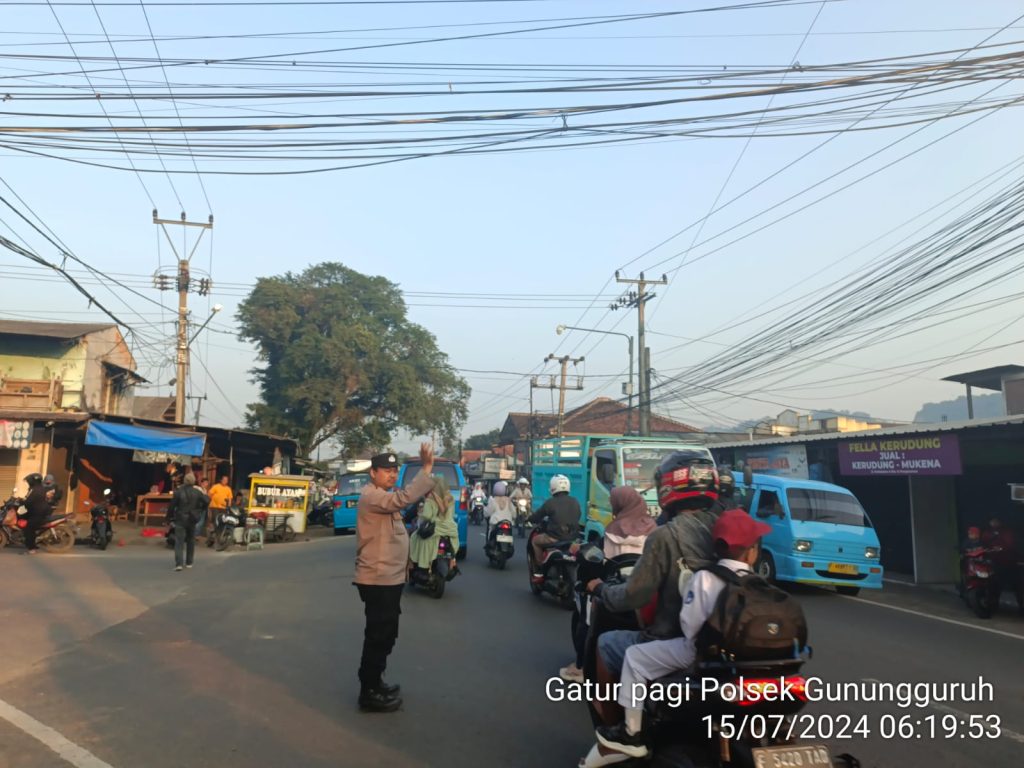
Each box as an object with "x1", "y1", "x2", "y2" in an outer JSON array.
[{"x1": 247, "y1": 473, "x2": 312, "y2": 537}]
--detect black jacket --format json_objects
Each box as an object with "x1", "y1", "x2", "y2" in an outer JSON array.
[
  {"x1": 167, "y1": 485, "x2": 208, "y2": 526},
  {"x1": 24, "y1": 486, "x2": 51, "y2": 521},
  {"x1": 596, "y1": 506, "x2": 720, "y2": 642},
  {"x1": 527, "y1": 493, "x2": 581, "y2": 540}
]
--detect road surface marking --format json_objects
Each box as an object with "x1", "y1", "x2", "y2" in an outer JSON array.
[
  {"x1": 0, "y1": 697, "x2": 116, "y2": 768},
  {"x1": 839, "y1": 595, "x2": 1024, "y2": 641},
  {"x1": 861, "y1": 680, "x2": 1024, "y2": 745}
]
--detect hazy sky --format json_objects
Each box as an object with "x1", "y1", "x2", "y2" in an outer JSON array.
[{"x1": 2, "y1": 0, "x2": 1022, "y2": 454}]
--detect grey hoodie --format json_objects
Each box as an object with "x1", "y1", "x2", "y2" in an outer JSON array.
[{"x1": 598, "y1": 506, "x2": 719, "y2": 642}]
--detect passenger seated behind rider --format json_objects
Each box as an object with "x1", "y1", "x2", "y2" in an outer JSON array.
[
  {"x1": 594, "y1": 509, "x2": 771, "y2": 759},
  {"x1": 485, "y1": 481, "x2": 513, "y2": 537},
  {"x1": 527, "y1": 474, "x2": 581, "y2": 575},
  {"x1": 408, "y1": 476, "x2": 461, "y2": 576}
]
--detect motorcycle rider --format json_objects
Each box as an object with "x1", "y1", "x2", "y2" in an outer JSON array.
[
  {"x1": 595, "y1": 508, "x2": 772, "y2": 758},
  {"x1": 982, "y1": 517, "x2": 1017, "y2": 589},
  {"x1": 21, "y1": 473, "x2": 51, "y2": 555},
  {"x1": 484, "y1": 480, "x2": 513, "y2": 539},
  {"x1": 586, "y1": 451, "x2": 721, "y2": 689},
  {"x1": 527, "y1": 474, "x2": 581, "y2": 577},
  {"x1": 509, "y1": 477, "x2": 532, "y2": 506}
]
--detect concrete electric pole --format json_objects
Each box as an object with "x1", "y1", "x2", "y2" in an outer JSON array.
[
  {"x1": 152, "y1": 210, "x2": 214, "y2": 424},
  {"x1": 611, "y1": 271, "x2": 667, "y2": 437},
  {"x1": 538, "y1": 354, "x2": 585, "y2": 437}
]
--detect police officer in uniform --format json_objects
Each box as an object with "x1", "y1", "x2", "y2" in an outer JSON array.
[{"x1": 353, "y1": 442, "x2": 436, "y2": 712}]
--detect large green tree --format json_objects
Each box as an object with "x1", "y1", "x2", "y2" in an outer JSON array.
[
  {"x1": 463, "y1": 428, "x2": 500, "y2": 451},
  {"x1": 237, "y1": 262, "x2": 470, "y2": 456}
]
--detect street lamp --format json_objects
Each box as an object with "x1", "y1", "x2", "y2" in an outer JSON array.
[
  {"x1": 556, "y1": 324, "x2": 635, "y2": 435},
  {"x1": 188, "y1": 304, "x2": 223, "y2": 346}
]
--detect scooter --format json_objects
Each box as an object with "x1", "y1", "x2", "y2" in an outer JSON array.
[
  {"x1": 578, "y1": 545, "x2": 858, "y2": 768},
  {"x1": 214, "y1": 507, "x2": 242, "y2": 551},
  {"x1": 87, "y1": 489, "x2": 114, "y2": 550},
  {"x1": 469, "y1": 497, "x2": 486, "y2": 526},
  {"x1": 526, "y1": 527, "x2": 578, "y2": 609},
  {"x1": 408, "y1": 535, "x2": 457, "y2": 599},
  {"x1": 484, "y1": 519, "x2": 515, "y2": 569},
  {"x1": 514, "y1": 498, "x2": 529, "y2": 538},
  {"x1": 961, "y1": 545, "x2": 1001, "y2": 619},
  {"x1": 307, "y1": 498, "x2": 334, "y2": 529},
  {"x1": 1, "y1": 493, "x2": 77, "y2": 552}
]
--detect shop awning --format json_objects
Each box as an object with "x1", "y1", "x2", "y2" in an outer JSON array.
[{"x1": 85, "y1": 421, "x2": 206, "y2": 456}]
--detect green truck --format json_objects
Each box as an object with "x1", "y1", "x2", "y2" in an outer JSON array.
[{"x1": 530, "y1": 435, "x2": 715, "y2": 542}]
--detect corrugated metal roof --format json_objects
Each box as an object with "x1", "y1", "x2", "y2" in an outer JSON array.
[
  {"x1": 0, "y1": 320, "x2": 114, "y2": 340},
  {"x1": 712, "y1": 413, "x2": 1024, "y2": 449},
  {"x1": 941, "y1": 365, "x2": 1024, "y2": 391}
]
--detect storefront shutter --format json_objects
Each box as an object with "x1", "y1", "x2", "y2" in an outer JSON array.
[{"x1": 0, "y1": 449, "x2": 18, "y2": 496}]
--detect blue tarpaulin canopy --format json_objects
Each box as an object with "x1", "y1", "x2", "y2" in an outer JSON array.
[{"x1": 85, "y1": 421, "x2": 206, "y2": 457}]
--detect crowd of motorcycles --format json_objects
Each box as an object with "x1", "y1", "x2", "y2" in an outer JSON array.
[{"x1": 1, "y1": 485, "x2": 113, "y2": 552}]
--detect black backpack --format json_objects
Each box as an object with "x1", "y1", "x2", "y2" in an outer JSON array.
[{"x1": 697, "y1": 565, "x2": 807, "y2": 660}]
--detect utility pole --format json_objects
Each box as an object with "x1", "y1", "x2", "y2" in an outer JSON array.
[
  {"x1": 187, "y1": 394, "x2": 207, "y2": 427},
  {"x1": 152, "y1": 210, "x2": 214, "y2": 423},
  {"x1": 611, "y1": 271, "x2": 667, "y2": 437},
  {"x1": 538, "y1": 354, "x2": 585, "y2": 437}
]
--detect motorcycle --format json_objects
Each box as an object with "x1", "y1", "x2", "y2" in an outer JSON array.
[
  {"x1": 484, "y1": 519, "x2": 515, "y2": 569},
  {"x1": 578, "y1": 545, "x2": 858, "y2": 768},
  {"x1": 526, "y1": 527, "x2": 578, "y2": 609},
  {"x1": 469, "y1": 497, "x2": 486, "y2": 526},
  {"x1": 960, "y1": 545, "x2": 1001, "y2": 619},
  {"x1": 408, "y1": 534, "x2": 456, "y2": 599},
  {"x1": 1, "y1": 493, "x2": 77, "y2": 552},
  {"x1": 307, "y1": 498, "x2": 334, "y2": 529},
  {"x1": 86, "y1": 488, "x2": 114, "y2": 550},
  {"x1": 214, "y1": 507, "x2": 243, "y2": 551},
  {"x1": 514, "y1": 498, "x2": 529, "y2": 538}
]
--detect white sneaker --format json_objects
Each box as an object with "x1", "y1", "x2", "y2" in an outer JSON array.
[
  {"x1": 185, "y1": 565, "x2": 193, "y2": 569},
  {"x1": 174, "y1": 566, "x2": 183, "y2": 572},
  {"x1": 559, "y1": 663, "x2": 584, "y2": 683}
]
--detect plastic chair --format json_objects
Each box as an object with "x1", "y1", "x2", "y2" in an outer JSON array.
[{"x1": 245, "y1": 526, "x2": 264, "y2": 550}]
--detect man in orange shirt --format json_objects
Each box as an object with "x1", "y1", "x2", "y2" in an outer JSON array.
[{"x1": 206, "y1": 475, "x2": 234, "y2": 544}]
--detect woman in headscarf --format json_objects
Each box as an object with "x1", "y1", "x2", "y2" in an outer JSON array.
[
  {"x1": 603, "y1": 485, "x2": 657, "y2": 557},
  {"x1": 559, "y1": 486, "x2": 656, "y2": 683},
  {"x1": 408, "y1": 475, "x2": 461, "y2": 573}
]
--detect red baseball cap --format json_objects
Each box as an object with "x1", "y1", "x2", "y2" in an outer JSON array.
[{"x1": 712, "y1": 508, "x2": 772, "y2": 549}]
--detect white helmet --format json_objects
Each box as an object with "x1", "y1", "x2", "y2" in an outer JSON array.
[
  {"x1": 492, "y1": 481, "x2": 508, "y2": 497},
  {"x1": 549, "y1": 474, "x2": 570, "y2": 495},
  {"x1": 517, "y1": 477, "x2": 529, "y2": 485}
]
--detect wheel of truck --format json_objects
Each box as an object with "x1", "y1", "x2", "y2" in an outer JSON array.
[{"x1": 755, "y1": 552, "x2": 776, "y2": 583}]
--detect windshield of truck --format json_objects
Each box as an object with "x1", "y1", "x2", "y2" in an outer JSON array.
[
  {"x1": 622, "y1": 447, "x2": 711, "y2": 493},
  {"x1": 401, "y1": 463, "x2": 461, "y2": 490},
  {"x1": 786, "y1": 488, "x2": 871, "y2": 528},
  {"x1": 337, "y1": 474, "x2": 370, "y2": 496}
]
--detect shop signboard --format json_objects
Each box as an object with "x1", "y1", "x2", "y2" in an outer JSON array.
[
  {"x1": 736, "y1": 444, "x2": 809, "y2": 479},
  {"x1": 838, "y1": 434, "x2": 961, "y2": 476}
]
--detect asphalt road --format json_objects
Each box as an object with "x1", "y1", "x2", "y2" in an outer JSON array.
[{"x1": 1, "y1": 527, "x2": 1022, "y2": 768}]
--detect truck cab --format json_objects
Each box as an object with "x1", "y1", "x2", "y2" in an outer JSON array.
[{"x1": 531, "y1": 436, "x2": 715, "y2": 542}]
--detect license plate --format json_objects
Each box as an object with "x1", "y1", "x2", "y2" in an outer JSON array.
[
  {"x1": 497, "y1": 535, "x2": 514, "y2": 543},
  {"x1": 345, "y1": 500, "x2": 357, "y2": 508},
  {"x1": 828, "y1": 562, "x2": 858, "y2": 575},
  {"x1": 752, "y1": 744, "x2": 831, "y2": 768}
]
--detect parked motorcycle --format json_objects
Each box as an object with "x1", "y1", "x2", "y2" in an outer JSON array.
[
  {"x1": 526, "y1": 527, "x2": 578, "y2": 609},
  {"x1": 484, "y1": 519, "x2": 515, "y2": 569},
  {"x1": 469, "y1": 498, "x2": 486, "y2": 526},
  {"x1": 408, "y1": 534, "x2": 456, "y2": 599},
  {"x1": 961, "y1": 545, "x2": 1001, "y2": 618},
  {"x1": 514, "y1": 498, "x2": 529, "y2": 538},
  {"x1": 1, "y1": 493, "x2": 77, "y2": 552},
  {"x1": 214, "y1": 507, "x2": 243, "y2": 551},
  {"x1": 578, "y1": 544, "x2": 857, "y2": 768},
  {"x1": 86, "y1": 488, "x2": 114, "y2": 550},
  {"x1": 307, "y1": 498, "x2": 334, "y2": 529}
]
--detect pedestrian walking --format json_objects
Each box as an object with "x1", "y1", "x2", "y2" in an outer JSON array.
[
  {"x1": 166, "y1": 473, "x2": 209, "y2": 572},
  {"x1": 353, "y1": 442, "x2": 436, "y2": 713}
]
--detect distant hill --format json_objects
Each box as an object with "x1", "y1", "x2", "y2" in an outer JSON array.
[{"x1": 914, "y1": 393, "x2": 1004, "y2": 423}]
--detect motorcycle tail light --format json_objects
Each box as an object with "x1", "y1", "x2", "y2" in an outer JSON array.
[
  {"x1": 17, "y1": 519, "x2": 28, "y2": 529},
  {"x1": 498, "y1": 522, "x2": 511, "y2": 531},
  {"x1": 332, "y1": 500, "x2": 342, "y2": 509},
  {"x1": 733, "y1": 676, "x2": 807, "y2": 706}
]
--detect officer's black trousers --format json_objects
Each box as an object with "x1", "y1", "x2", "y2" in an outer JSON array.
[{"x1": 355, "y1": 583, "x2": 404, "y2": 691}]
